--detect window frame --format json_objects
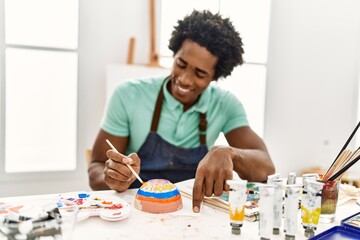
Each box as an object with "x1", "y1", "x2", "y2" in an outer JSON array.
[{"x1": 0, "y1": 0, "x2": 82, "y2": 182}]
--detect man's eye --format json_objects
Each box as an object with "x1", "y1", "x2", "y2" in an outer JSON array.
[
  {"x1": 177, "y1": 62, "x2": 186, "y2": 68},
  {"x1": 176, "y1": 59, "x2": 186, "y2": 68},
  {"x1": 196, "y1": 73, "x2": 206, "y2": 78}
]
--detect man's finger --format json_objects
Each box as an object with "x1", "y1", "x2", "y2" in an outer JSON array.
[
  {"x1": 192, "y1": 177, "x2": 205, "y2": 213},
  {"x1": 106, "y1": 150, "x2": 127, "y2": 163},
  {"x1": 204, "y1": 177, "x2": 215, "y2": 197},
  {"x1": 122, "y1": 157, "x2": 132, "y2": 164},
  {"x1": 213, "y1": 178, "x2": 224, "y2": 196}
]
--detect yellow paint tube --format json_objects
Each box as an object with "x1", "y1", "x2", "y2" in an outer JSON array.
[
  {"x1": 301, "y1": 179, "x2": 324, "y2": 238},
  {"x1": 226, "y1": 179, "x2": 247, "y2": 235}
]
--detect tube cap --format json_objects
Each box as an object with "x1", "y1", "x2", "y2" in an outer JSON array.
[
  {"x1": 273, "y1": 228, "x2": 280, "y2": 235},
  {"x1": 285, "y1": 234, "x2": 295, "y2": 240},
  {"x1": 231, "y1": 226, "x2": 241, "y2": 235},
  {"x1": 304, "y1": 229, "x2": 315, "y2": 238}
]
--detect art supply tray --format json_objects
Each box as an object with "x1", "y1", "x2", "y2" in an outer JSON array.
[{"x1": 310, "y1": 212, "x2": 360, "y2": 239}]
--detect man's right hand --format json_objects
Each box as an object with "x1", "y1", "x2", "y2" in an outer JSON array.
[{"x1": 104, "y1": 150, "x2": 141, "y2": 192}]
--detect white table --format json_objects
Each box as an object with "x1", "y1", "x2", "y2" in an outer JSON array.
[{"x1": 1, "y1": 184, "x2": 359, "y2": 240}]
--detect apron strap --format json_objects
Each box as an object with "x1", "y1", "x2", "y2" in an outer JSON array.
[
  {"x1": 150, "y1": 81, "x2": 164, "y2": 132},
  {"x1": 150, "y1": 79, "x2": 207, "y2": 145},
  {"x1": 199, "y1": 113, "x2": 207, "y2": 145}
]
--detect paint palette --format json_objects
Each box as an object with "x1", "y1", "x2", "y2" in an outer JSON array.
[
  {"x1": 310, "y1": 211, "x2": 360, "y2": 239},
  {"x1": 57, "y1": 193, "x2": 131, "y2": 221},
  {"x1": 0, "y1": 202, "x2": 24, "y2": 216}
]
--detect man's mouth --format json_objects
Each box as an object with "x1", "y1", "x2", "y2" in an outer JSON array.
[{"x1": 177, "y1": 84, "x2": 192, "y2": 94}]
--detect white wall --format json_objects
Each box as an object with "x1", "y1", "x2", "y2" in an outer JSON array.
[
  {"x1": 265, "y1": 0, "x2": 360, "y2": 177},
  {"x1": 1, "y1": 0, "x2": 360, "y2": 196}
]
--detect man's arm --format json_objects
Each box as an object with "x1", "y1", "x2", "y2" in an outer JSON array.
[
  {"x1": 192, "y1": 126, "x2": 275, "y2": 212},
  {"x1": 226, "y1": 126, "x2": 275, "y2": 182}
]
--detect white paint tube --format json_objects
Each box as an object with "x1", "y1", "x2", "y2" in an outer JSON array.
[
  {"x1": 287, "y1": 172, "x2": 297, "y2": 185},
  {"x1": 284, "y1": 172, "x2": 297, "y2": 233},
  {"x1": 267, "y1": 173, "x2": 280, "y2": 184},
  {"x1": 267, "y1": 174, "x2": 283, "y2": 234},
  {"x1": 272, "y1": 179, "x2": 283, "y2": 235},
  {"x1": 259, "y1": 184, "x2": 275, "y2": 240},
  {"x1": 284, "y1": 184, "x2": 302, "y2": 240}
]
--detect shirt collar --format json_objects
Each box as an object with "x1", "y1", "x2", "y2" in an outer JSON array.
[{"x1": 163, "y1": 78, "x2": 211, "y2": 113}]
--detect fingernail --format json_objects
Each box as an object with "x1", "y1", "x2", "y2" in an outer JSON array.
[
  {"x1": 122, "y1": 158, "x2": 130, "y2": 164},
  {"x1": 193, "y1": 206, "x2": 199, "y2": 213}
]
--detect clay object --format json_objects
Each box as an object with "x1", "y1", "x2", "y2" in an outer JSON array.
[{"x1": 134, "y1": 179, "x2": 183, "y2": 213}]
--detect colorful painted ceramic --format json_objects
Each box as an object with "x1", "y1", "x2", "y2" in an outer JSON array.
[{"x1": 134, "y1": 179, "x2": 183, "y2": 213}]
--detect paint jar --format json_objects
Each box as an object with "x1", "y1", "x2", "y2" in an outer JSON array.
[
  {"x1": 226, "y1": 179, "x2": 248, "y2": 235},
  {"x1": 319, "y1": 180, "x2": 340, "y2": 223},
  {"x1": 301, "y1": 179, "x2": 324, "y2": 238}
]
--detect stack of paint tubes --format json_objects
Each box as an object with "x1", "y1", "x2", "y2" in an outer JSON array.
[{"x1": 227, "y1": 172, "x2": 324, "y2": 239}]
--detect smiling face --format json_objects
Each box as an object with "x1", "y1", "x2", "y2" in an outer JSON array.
[{"x1": 169, "y1": 39, "x2": 218, "y2": 111}]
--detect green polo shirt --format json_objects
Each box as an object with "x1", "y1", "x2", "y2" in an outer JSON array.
[{"x1": 101, "y1": 77, "x2": 249, "y2": 155}]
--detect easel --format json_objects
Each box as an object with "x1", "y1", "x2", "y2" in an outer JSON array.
[
  {"x1": 127, "y1": 0, "x2": 160, "y2": 67},
  {"x1": 147, "y1": 0, "x2": 160, "y2": 67}
]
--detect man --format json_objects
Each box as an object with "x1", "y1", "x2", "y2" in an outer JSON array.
[{"x1": 88, "y1": 10, "x2": 275, "y2": 213}]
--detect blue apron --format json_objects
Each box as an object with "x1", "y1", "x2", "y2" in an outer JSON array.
[{"x1": 129, "y1": 80, "x2": 208, "y2": 188}]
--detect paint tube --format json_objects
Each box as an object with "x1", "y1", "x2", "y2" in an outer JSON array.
[
  {"x1": 284, "y1": 172, "x2": 297, "y2": 233},
  {"x1": 267, "y1": 173, "x2": 280, "y2": 184},
  {"x1": 301, "y1": 179, "x2": 324, "y2": 238},
  {"x1": 259, "y1": 184, "x2": 275, "y2": 240},
  {"x1": 226, "y1": 179, "x2": 248, "y2": 235},
  {"x1": 287, "y1": 172, "x2": 297, "y2": 185},
  {"x1": 272, "y1": 179, "x2": 283, "y2": 235},
  {"x1": 284, "y1": 184, "x2": 302, "y2": 240},
  {"x1": 266, "y1": 173, "x2": 282, "y2": 234},
  {"x1": 302, "y1": 173, "x2": 319, "y2": 195}
]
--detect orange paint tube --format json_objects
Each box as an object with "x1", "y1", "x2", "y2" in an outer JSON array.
[{"x1": 226, "y1": 179, "x2": 248, "y2": 235}]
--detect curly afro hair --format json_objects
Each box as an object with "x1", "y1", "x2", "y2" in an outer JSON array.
[{"x1": 168, "y1": 10, "x2": 244, "y2": 80}]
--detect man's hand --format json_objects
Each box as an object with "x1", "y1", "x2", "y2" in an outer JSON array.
[
  {"x1": 192, "y1": 146, "x2": 234, "y2": 212},
  {"x1": 104, "y1": 150, "x2": 141, "y2": 192}
]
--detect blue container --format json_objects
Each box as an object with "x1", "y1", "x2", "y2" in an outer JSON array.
[{"x1": 310, "y1": 212, "x2": 360, "y2": 239}]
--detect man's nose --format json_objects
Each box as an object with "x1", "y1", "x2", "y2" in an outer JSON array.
[{"x1": 178, "y1": 71, "x2": 194, "y2": 85}]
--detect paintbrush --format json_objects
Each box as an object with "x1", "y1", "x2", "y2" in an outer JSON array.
[
  {"x1": 323, "y1": 149, "x2": 353, "y2": 180},
  {"x1": 106, "y1": 139, "x2": 144, "y2": 184},
  {"x1": 326, "y1": 121, "x2": 360, "y2": 172},
  {"x1": 333, "y1": 149, "x2": 360, "y2": 181},
  {"x1": 329, "y1": 154, "x2": 360, "y2": 181}
]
